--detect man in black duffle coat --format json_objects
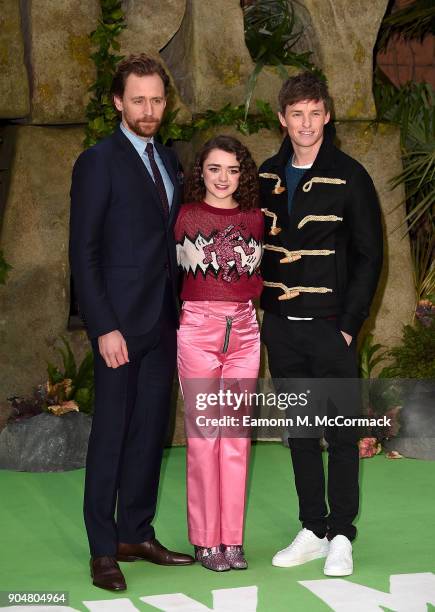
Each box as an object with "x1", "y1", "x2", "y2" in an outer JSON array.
[
  {"x1": 70, "y1": 54, "x2": 193, "y2": 592},
  {"x1": 259, "y1": 72, "x2": 383, "y2": 576}
]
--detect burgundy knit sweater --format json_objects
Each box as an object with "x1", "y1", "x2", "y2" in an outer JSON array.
[{"x1": 175, "y1": 201, "x2": 264, "y2": 302}]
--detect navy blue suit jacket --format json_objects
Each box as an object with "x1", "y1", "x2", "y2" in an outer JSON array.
[{"x1": 69, "y1": 126, "x2": 181, "y2": 339}]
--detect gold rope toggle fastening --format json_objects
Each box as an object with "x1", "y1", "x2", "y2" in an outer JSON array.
[
  {"x1": 259, "y1": 172, "x2": 286, "y2": 194},
  {"x1": 261, "y1": 208, "x2": 282, "y2": 235},
  {"x1": 264, "y1": 244, "x2": 335, "y2": 263},
  {"x1": 264, "y1": 244, "x2": 301, "y2": 263},
  {"x1": 298, "y1": 215, "x2": 343, "y2": 229},
  {"x1": 263, "y1": 282, "x2": 299, "y2": 300},
  {"x1": 263, "y1": 282, "x2": 333, "y2": 301},
  {"x1": 302, "y1": 177, "x2": 347, "y2": 192}
]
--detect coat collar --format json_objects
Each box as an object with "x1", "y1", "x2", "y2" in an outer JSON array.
[{"x1": 272, "y1": 122, "x2": 338, "y2": 173}]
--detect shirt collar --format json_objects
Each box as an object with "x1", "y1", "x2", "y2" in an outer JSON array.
[{"x1": 120, "y1": 121, "x2": 154, "y2": 156}]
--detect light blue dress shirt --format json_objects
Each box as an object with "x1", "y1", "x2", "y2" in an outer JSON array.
[{"x1": 120, "y1": 122, "x2": 174, "y2": 209}]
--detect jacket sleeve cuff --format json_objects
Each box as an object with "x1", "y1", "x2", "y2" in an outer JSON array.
[
  {"x1": 86, "y1": 324, "x2": 119, "y2": 341},
  {"x1": 338, "y1": 312, "x2": 364, "y2": 338},
  {"x1": 82, "y1": 311, "x2": 120, "y2": 340}
]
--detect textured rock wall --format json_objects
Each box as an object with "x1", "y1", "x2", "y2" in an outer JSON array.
[
  {"x1": 161, "y1": 0, "x2": 297, "y2": 114},
  {"x1": 2, "y1": 0, "x2": 391, "y2": 122},
  {"x1": 11, "y1": 0, "x2": 188, "y2": 124},
  {"x1": 302, "y1": 0, "x2": 389, "y2": 119},
  {"x1": 0, "y1": 0, "x2": 30, "y2": 117},
  {"x1": 119, "y1": 0, "x2": 186, "y2": 55},
  {"x1": 26, "y1": 0, "x2": 100, "y2": 124},
  {"x1": 0, "y1": 127, "x2": 89, "y2": 399},
  {"x1": 163, "y1": 0, "x2": 389, "y2": 119},
  {"x1": 0, "y1": 2, "x2": 415, "y2": 442},
  {"x1": 119, "y1": 0, "x2": 191, "y2": 122}
]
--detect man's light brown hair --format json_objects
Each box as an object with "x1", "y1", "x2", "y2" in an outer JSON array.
[
  {"x1": 111, "y1": 53, "x2": 170, "y2": 99},
  {"x1": 278, "y1": 72, "x2": 332, "y2": 115}
]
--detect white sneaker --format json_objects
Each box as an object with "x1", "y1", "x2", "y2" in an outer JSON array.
[
  {"x1": 272, "y1": 528, "x2": 329, "y2": 568},
  {"x1": 323, "y1": 535, "x2": 353, "y2": 576}
]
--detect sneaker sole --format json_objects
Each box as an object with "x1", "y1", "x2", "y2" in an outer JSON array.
[
  {"x1": 324, "y1": 566, "x2": 353, "y2": 576},
  {"x1": 272, "y1": 549, "x2": 328, "y2": 568}
]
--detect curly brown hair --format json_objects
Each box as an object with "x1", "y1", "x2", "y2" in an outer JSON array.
[{"x1": 184, "y1": 135, "x2": 259, "y2": 211}]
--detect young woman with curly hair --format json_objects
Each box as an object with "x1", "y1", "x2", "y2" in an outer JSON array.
[{"x1": 175, "y1": 135, "x2": 264, "y2": 571}]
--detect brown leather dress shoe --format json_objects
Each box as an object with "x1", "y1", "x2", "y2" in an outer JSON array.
[
  {"x1": 90, "y1": 556, "x2": 127, "y2": 591},
  {"x1": 117, "y1": 538, "x2": 194, "y2": 565}
]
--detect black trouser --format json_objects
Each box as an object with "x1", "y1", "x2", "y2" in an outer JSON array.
[
  {"x1": 261, "y1": 312, "x2": 359, "y2": 541},
  {"x1": 84, "y1": 288, "x2": 177, "y2": 556}
]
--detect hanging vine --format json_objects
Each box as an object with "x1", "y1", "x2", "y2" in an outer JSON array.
[
  {"x1": 84, "y1": 0, "x2": 126, "y2": 148},
  {"x1": 159, "y1": 100, "x2": 280, "y2": 145}
]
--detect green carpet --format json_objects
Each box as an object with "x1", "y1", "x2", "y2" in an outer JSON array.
[{"x1": 0, "y1": 443, "x2": 434, "y2": 611}]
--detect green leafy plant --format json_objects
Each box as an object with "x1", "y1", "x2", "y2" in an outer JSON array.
[
  {"x1": 243, "y1": 0, "x2": 320, "y2": 117},
  {"x1": 159, "y1": 100, "x2": 280, "y2": 145},
  {"x1": 374, "y1": 0, "x2": 435, "y2": 237},
  {"x1": 0, "y1": 250, "x2": 12, "y2": 285},
  {"x1": 377, "y1": 0, "x2": 435, "y2": 52},
  {"x1": 359, "y1": 333, "x2": 388, "y2": 379},
  {"x1": 411, "y1": 223, "x2": 435, "y2": 302},
  {"x1": 374, "y1": 71, "x2": 434, "y2": 147},
  {"x1": 159, "y1": 110, "x2": 196, "y2": 145},
  {"x1": 8, "y1": 338, "x2": 95, "y2": 421},
  {"x1": 358, "y1": 334, "x2": 400, "y2": 449},
  {"x1": 390, "y1": 144, "x2": 435, "y2": 235},
  {"x1": 84, "y1": 0, "x2": 126, "y2": 147},
  {"x1": 378, "y1": 76, "x2": 435, "y2": 236},
  {"x1": 373, "y1": 71, "x2": 434, "y2": 306},
  {"x1": 379, "y1": 320, "x2": 435, "y2": 379},
  {"x1": 46, "y1": 337, "x2": 95, "y2": 414}
]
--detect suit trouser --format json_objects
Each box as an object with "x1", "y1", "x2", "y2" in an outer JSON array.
[
  {"x1": 84, "y1": 290, "x2": 177, "y2": 557},
  {"x1": 177, "y1": 301, "x2": 260, "y2": 547},
  {"x1": 261, "y1": 312, "x2": 360, "y2": 541}
]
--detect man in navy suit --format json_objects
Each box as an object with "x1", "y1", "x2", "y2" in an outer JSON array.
[{"x1": 70, "y1": 54, "x2": 194, "y2": 592}]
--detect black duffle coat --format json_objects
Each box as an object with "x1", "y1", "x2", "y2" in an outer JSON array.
[{"x1": 259, "y1": 123, "x2": 383, "y2": 337}]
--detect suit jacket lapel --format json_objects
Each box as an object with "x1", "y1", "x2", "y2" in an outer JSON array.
[{"x1": 114, "y1": 128, "x2": 167, "y2": 221}]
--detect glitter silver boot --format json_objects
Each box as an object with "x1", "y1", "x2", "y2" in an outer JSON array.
[
  {"x1": 222, "y1": 545, "x2": 248, "y2": 569},
  {"x1": 194, "y1": 546, "x2": 231, "y2": 572}
]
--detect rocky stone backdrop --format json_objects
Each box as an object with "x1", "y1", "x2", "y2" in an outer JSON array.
[{"x1": 0, "y1": 0, "x2": 415, "y2": 445}]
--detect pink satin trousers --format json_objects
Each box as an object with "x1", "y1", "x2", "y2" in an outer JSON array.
[{"x1": 177, "y1": 300, "x2": 260, "y2": 547}]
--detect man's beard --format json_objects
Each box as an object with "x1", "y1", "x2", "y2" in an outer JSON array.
[{"x1": 125, "y1": 115, "x2": 161, "y2": 138}]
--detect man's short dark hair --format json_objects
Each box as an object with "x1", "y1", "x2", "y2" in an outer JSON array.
[
  {"x1": 111, "y1": 53, "x2": 170, "y2": 99},
  {"x1": 278, "y1": 72, "x2": 331, "y2": 115}
]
